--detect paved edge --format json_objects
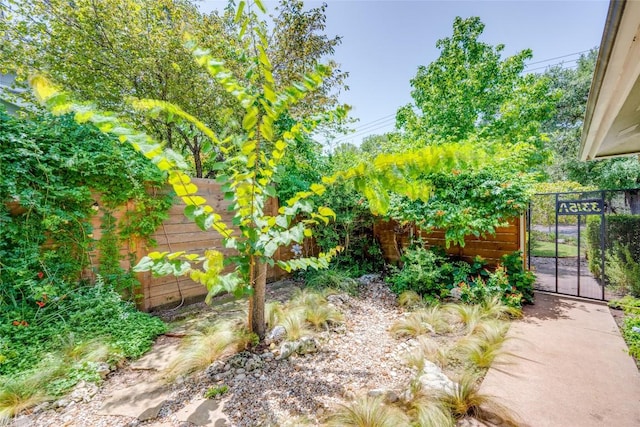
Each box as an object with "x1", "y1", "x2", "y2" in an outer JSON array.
[{"x1": 480, "y1": 292, "x2": 640, "y2": 427}]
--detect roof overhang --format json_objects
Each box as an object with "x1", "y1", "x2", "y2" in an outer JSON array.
[{"x1": 580, "y1": 0, "x2": 640, "y2": 161}]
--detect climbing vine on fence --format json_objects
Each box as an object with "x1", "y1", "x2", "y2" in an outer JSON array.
[{"x1": 0, "y1": 109, "x2": 172, "y2": 310}]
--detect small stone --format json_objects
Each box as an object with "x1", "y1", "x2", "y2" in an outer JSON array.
[
  {"x1": 32, "y1": 402, "x2": 50, "y2": 414},
  {"x1": 236, "y1": 368, "x2": 246, "y2": 374},
  {"x1": 235, "y1": 373, "x2": 246, "y2": 381},
  {"x1": 224, "y1": 364, "x2": 231, "y2": 371},
  {"x1": 261, "y1": 352, "x2": 274, "y2": 359},
  {"x1": 316, "y1": 407, "x2": 325, "y2": 417},
  {"x1": 385, "y1": 391, "x2": 399, "y2": 403},
  {"x1": 253, "y1": 371, "x2": 261, "y2": 378},
  {"x1": 96, "y1": 362, "x2": 111, "y2": 379},
  {"x1": 367, "y1": 389, "x2": 385, "y2": 397},
  {"x1": 55, "y1": 398, "x2": 70, "y2": 408}
]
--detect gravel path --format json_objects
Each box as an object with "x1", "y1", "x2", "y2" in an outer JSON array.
[{"x1": 12, "y1": 278, "x2": 413, "y2": 427}]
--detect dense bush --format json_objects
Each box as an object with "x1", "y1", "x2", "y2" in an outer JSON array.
[
  {"x1": 605, "y1": 245, "x2": 640, "y2": 297},
  {"x1": 623, "y1": 315, "x2": 640, "y2": 361},
  {"x1": 313, "y1": 183, "x2": 385, "y2": 277},
  {"x1": 386, "y1": 245, "x2": 450, "y2": 299},
  {"x1": 386, "y1": 170, "x2": 531, "y2": 246},
  {"x1": 587, "y1": 215, "x2": 640, "y2": 286},
  {"x1": 0, "y1": 110, "x2": 172, "y2": 308},
  {"x1": 387, "y1": 245, "x2": 534, "y2": 307}
]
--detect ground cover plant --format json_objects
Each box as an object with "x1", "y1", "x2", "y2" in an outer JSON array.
[
  {"x1": 0, "y1": 279, "x2": 166, "y2": 420},
  {"x1": 609, "y1": 295, "x2": 640, "y2": 363},
  {"x1": 0, "y1": 109, "x2": 171, "y2": 420}
]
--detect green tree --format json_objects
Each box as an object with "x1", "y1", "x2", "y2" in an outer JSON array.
[
  {"x1": 541, "y1": 50, "x2": 640, "y2": 213},
  {"x1": 542, "y1": 50, "x2": 598, "y2": 180},
  {"x1": 382, "y1": 17, "x2": 555, "y2": 241},
  {"x1": 0, "y1": 0, "x2": 347, "y2": 178},
  {"x1": 31, "y1": 2, "x2": 481, "y2": 338},
  {"x1": 396, "y1": 16, "x2": 555, "y2": 154}
]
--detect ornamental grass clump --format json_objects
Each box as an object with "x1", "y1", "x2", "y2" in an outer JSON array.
[
  {"x1": 407, "y1": 396, "x2": 455, "y2": 427},
  {"x1": 457, "y1": 321, "x2": 514, "y2": 369},
  {"x1": 436, "y1": 374, "x2": 519, "y2": 426},
  {"x1": 397, "y1": 290, "x2": 422, "y2": 308},
  {"x1": 163, "y1": 319, "x2": 257, "y2": 381},
  {"x1": 390, "y1": 305, "x2": 451, "y2": 338},
  {"x1": 276, "y1": 289, "x2": 344, "y2": 334},
  {"x1": 406, "y1": 336, "x2": 452, "y2": 370},
  {"x1": 327, "y1": 395, "x2": 410, "y2": 427},
  {"x1": 0, "y1": 373, "x2": 49, "y2": 422}
]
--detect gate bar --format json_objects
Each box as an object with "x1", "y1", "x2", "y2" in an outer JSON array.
[
  {"x1": 601, "y1": 190, "x2": 606, "y2": 301},
  {"x1": 555, "y1": 193, "x2": 559, "y2": 293},
  {"x1": 577, "y1": 214, "x2": 581, "y2": 297}
]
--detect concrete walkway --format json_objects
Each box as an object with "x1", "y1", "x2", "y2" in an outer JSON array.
[{"x1": 480, "y1": 292, "x2": 640, "y2": 427}]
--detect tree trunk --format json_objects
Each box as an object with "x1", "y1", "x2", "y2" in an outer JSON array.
[
  {"x1": 248, "y1": 261, "x2": 267, "y2": 339},
  {"x1": 627, "y1": 189, "x2": 640, "y2": 215},
  {"x1": 193, "y1": 142, "x2": 203, "y2": 179}
]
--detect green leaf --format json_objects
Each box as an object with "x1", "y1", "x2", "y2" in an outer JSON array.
[
  {"x1": 184, "y1": 205, "x2": 197, "y2": 220},
  {"x1": 234, "y1": 1, "x2": 246, "y2": 23},
  {"x1": 242, "y1": 107, "x2": 258, "y2": 131},
  {"x1": 254, "y1": 0, "x2": 267, "y2": 14}
]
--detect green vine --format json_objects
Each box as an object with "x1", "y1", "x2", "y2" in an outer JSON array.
[{"x1": 0, "y1": 108, "x2": 172, "y2": 309}]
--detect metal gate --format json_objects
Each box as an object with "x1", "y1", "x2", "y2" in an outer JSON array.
[{"x1": 526, "y1": 188, "x2": 640, "y2": 301}]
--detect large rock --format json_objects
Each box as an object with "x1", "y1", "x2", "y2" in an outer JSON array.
[
  {"x1": 266, "y1": 325, "x2": 287, "y2": 344},
  {"x1": 276, "y1": 336, "x2": 320, "y2": 360},
  {"x1": 175, "y1": 397, "x2": 230, "y2": 426},
  {"x1": 98, "y1": 381, "x2": 171, "y2": 421},
  {"x1": 417, "y1": 361, "x2": 456, "y2": 395}
]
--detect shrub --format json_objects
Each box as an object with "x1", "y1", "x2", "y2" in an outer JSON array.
[
  {"x1": 587, "y1": 215, "x2": 640, "y2": 280},
  {"x1": 500, "y1": 251, "x2": 535, "y2": 304},
  {"x1": 457, "y1": 267, "x2": 523, "y2": 308},
  {"x1": 605, "y1": 245, "x2": 640, "y2": 297},
  {"x1": 386, "y1": 245, "x2": 449, "y2": 298},
  {"x1": 609, "y1": 295, "x2": 640, "y2": 314},
  {"x1": 312, "y1": 184, "x2": 386, "y2": 278}
]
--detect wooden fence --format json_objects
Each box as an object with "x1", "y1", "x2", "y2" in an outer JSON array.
[
  {"x1": 87, "y1": 178, "x2": 525, "y2": 310},
  {"x1": 88, "y1": 179, "x2": 294, "y2": 311},
  {"x1": 373, "y1": 217, "x2": 524, "y2": 266}
]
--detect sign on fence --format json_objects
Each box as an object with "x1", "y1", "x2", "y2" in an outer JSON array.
[{"x1": 556, "y1": 199, "x2": 604, "y2": 215}]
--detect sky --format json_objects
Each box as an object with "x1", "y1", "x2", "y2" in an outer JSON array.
[{"x1": 200, "y1": 0, "x2": 611, "y2": 147}]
